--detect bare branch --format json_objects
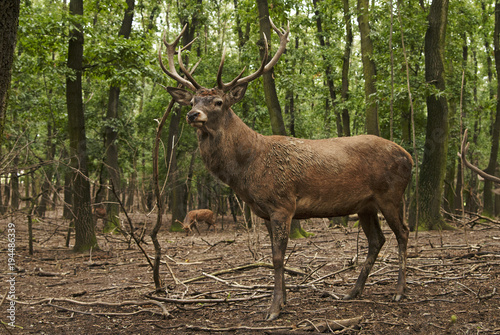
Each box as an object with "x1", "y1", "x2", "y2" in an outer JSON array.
[{"x1": 458, "y1": 129, "x2": 500, "y2": 184}]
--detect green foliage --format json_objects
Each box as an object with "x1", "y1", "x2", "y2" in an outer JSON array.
[{"x1": 3, "y1": 0, "x2": 499, "y2": 224}]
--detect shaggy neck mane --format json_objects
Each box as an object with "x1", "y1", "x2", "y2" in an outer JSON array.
[{"x1": 197, "y1": 108, "x2": 265, "y2": 188}]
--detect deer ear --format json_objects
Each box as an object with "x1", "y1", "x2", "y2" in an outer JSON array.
[
  {"x1": 228, "y1": 83, "x2": 248, "y2": 105},
  {"x1": 167, "y1": 87, "x2": 193, "y2": 106}
]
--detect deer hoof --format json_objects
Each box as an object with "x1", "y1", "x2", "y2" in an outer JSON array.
[
  {"x1": 343, "y1": 290, "x2": 359, "y2": 300},
  {"x1": 265, "y1": 310, "x2": 280, "y2": 321},
  {"x1": 393, "y1": 293, "x2": 404, "y2": 302},
  {"x1": 342, "y1": 293, "x2": 353, "y2": 300}
]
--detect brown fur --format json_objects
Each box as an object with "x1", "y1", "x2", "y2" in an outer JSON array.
[
  {"x1": 93, "y1": 206, "x2": 106, "y2": 223},
  {"x1": 181, "y1": 209, "x2": 216, "y2": 236},
  {"x1": 164, "y1": 17, "x2": 413, "y2": 318},
  {"x1": 168, "y1": 85, "x2": 413, "y2": 321}
]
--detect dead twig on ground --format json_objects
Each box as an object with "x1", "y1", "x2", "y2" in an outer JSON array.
[
  {"x1": 296, "y1": 316, "x2": 363, "y2": 332},
  {"x1": 146, "y1": 292, "x2": 271, "y2": 304},
  {"x1": 305, "y1": 265, "x2": 356, "y2": 285},
  {"x1": 181, "y1": 262, "x2": 307, "y2": 284},
  {"x1": 1, "y1": 296, "x2": 170, "y2": 319},
  {"x1": 177, "y1": 316, "x2": 362, "y2": 333}
]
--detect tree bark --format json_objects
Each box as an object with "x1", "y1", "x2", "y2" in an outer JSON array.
[
  {"x1": 67, "y1": 0, "x2": 97, "y2": 252},
  {"x1": 11, "y1": 155, "x2": 19, "y2": 210},
  {"x1": 313, "y1": 0, "x2": 340, "y2": 136},
  {"x1": 410, "y1": 0, "x2": 450, "y2": 230},
  {"x1": 104, "y1": 0, "x2": 135, "y2": 231},
  {"x1": 341, "y1": 0, "x2": 352, "y2": 137},
  {"x1": 256, "y1": 0, "x2": 287, "y2": 136},
  {"x1": 0, "y1": 0, "x2": 20, "y2": 147},
  {"x1": 357, "y1": 0, "x2": 379, "y2": 136},
  {"x1": 37, "y1": 119, "x2": 57, "y2": 217},
  {"x1": 256, "y1": 0, "x2": 310, "y2": 239},
  {"x1": 167, "y1": 0, "x2": 203, "y2": 231},
  {"x1": 168, "y1": 107, "x2": 186, "y2": 231},
  {"x1": 483, "y1": 0, "x2": 500, "y2": 217}
]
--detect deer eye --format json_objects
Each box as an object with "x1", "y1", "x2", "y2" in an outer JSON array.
[{"x1": 215, "y1": 100, "x2": 223, "y2": 107}]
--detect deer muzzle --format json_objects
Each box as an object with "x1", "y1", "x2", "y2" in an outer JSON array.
[{"x1": 186, "y1": 109, "x2": 207, "y2": 128}]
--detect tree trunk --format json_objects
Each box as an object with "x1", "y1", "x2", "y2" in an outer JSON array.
[
  {"x1": 126, "y1": 168, "x2": 137, "y2": 212},
  {"x1": 166, "y1": 0, "x2": 203, "y2": 231},
  {"x1": 341, "y1": 0, "x2": 352, "y2": 137},
  {"x1": 410, "y1": 0, "x2": 450, "y2": 231},
  {"x1": 313, "y1": 0, "x2": 340, "y2": 136},
  {"x1": 256, "y1": 0, "x2": 311, "y2": 239},
  {"x1": 256, "y1": 0, "x2": 287, "y2": 136},
  {"x1": 357, "y1": 0, "x2": 379, "y2": 136},
  {"x1": 66, "y1": 0, "x2": 97, "y2": 252},
  {"x1": 0, "y1": 0, "x2": 20, "y2": 147},
  {"x1": 104, "y1": 0, "x2": 135, "y2": 231},
  {"x1": 62, "y1": 148, "x2": 73, "y2": 219},
  {"x1": 484, "y1": 0, "x2": 500, "y2": 217},
  {"x1": 168, "y1": 107, "x2": 186, "y2": 231},
  {"x1": 11, "y1": 155, "x2": 19, "y2": 210},
  {"x1": 36, "y1": 120, "x2": 56, "y2": 217}
]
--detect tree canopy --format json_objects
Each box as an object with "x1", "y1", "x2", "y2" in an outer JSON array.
[{"x1": 1, "y1": 0, "x2": 499, "y2": 235}]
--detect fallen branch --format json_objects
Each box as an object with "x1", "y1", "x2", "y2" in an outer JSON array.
[
  {"x1": 296, "y1": 316, "x2": 363, "y2": 332},
  {"x1": 146, "y1": 292, "x2": 271, "y2": 304},
  {"x1": 1, "y1": 296, "x2": 170, "y2": 319},
  {"x1": 478, "y1": 287, "x2": 497, "y2": 302},
  {"x1": 47, "y1": 302, "x2": 164, "y2": 318},
  {"x1": 181, "y1": 262, "x2": 307, "y2": 284},
  {"x1": 34, "y1": 267, "x2": 68, "y2": 277},
  {"x1": 464, "y1": 211, "x2": 500, "y2": 226},
  {"x1": 305, "y1": 265, "x2": 355, "y2": 285},
  {"x1": 179, "y1": 316, "x2": 363, "y2": 333},
  {"x1": 185, "y1": 324, "x2": 292, "y2": 332}
]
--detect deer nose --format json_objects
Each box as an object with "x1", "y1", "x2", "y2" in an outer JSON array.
[{"x1": 187, "y1": 111, "x2": 200, "y2": 123}]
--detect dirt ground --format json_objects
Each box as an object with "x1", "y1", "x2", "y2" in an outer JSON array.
[{"x1": 1, "y1": 210, "x2": 499, "y2": 334}]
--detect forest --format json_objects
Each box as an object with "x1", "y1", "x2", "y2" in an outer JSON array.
[{"x1": 1, "y1": 0, "x2": 500, "y2": 333}]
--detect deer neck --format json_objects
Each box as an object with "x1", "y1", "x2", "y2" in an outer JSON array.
[{"x1": 197, "y1": 108, "x2": 264, "y2": 187}]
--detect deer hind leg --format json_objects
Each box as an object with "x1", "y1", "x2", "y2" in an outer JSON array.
[
  {"x1": 379, "y1": 201, "x2": 409, "y2": 301},
  {"x1": 264, "y1": 212, "x2": 291, "y2": 321},
  {"x1": 345, "y1": 208, "x2": 385, "y2": 300}
]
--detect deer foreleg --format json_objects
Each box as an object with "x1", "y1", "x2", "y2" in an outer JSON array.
[
  {"x1": 193, "y1": 220, "x2": 201, "y2": 235},
  {"x1": 265, "y1": 213, "x2": 291, "y2": 321}
]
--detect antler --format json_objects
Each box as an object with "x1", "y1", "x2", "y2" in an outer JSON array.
[
  {"x1": 458, "y1": 129, "x2": 500, "y2": 184},
  {"x1": 159, "y1": 24, "x2": 202, "y2": 91},
  {"x1": 217, "y1": 17, "x2": 290, "y2": 92}
]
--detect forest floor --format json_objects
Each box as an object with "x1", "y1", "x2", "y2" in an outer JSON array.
[{"x1": 1, "y1": 210, "x2": 500, "y2": 334}]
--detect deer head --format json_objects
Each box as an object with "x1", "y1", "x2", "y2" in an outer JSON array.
[{"x1": 159, "y1": 18, "x2": 289, "y2": 130}]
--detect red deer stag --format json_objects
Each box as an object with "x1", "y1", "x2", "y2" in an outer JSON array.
[
  {"x1": 159, "y1": 19, "x2": 413, "y2": 321},
  {"x1": 178, "y1": 209, "x2": 216, "y2": 236}
]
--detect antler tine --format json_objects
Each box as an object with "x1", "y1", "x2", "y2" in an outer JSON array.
[
  {"x1": 158, "y1": 58, "x2": 202, "y2": 92},
  {"x1": 218, "y1": 18, "x2": 289, "y2": 92},
  {"x1": 217, "y1": 47, "x2": 247, "y2": 90},
  {"x1": 216, "y1": 47, "x2": 227, "y2": 90},
  {"x1": 229, "y1": 33, "x2": 269, "y2": 88},
  {"x1": 177, "y1": 46, "x2": 202, "y2": 90},
  {"x1": 223, "y1": 66, "x2": 247, "y2": 89},
  {"x1": 263, "y1": 18, "x2": 290, "y2": 73},
  {"x1": 158, "y1": 25, "x2": 201, "y2": 91}
]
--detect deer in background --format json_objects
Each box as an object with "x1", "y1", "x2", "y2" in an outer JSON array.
[
  {"x1": 178, "y1": 209, "x2": 216, "y2": 236},
  {"x1": 159, "y1": 18, "x2": 413, "y2": 321},
  {"x1": 93, "y1": 204, "x2": 107, "y2": 227}
]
